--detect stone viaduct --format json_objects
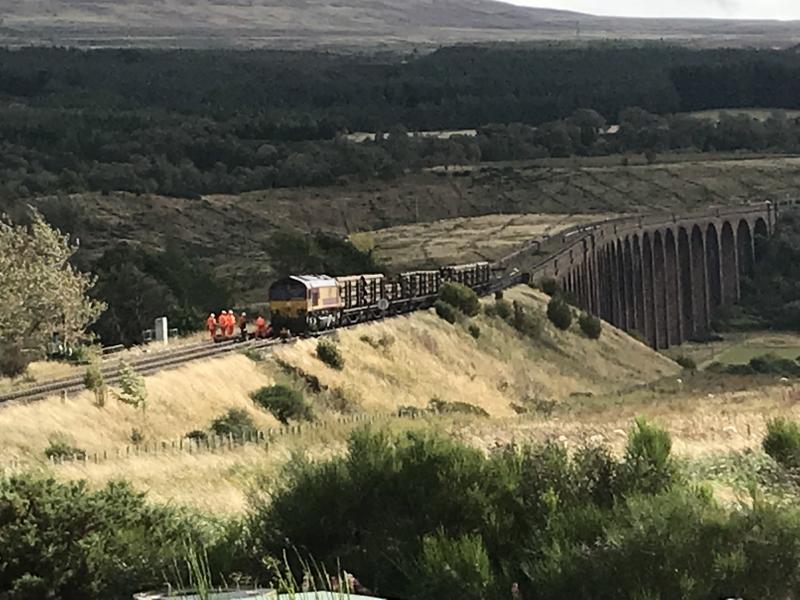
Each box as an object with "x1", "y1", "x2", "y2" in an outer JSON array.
[{"x1": 499, "y1": 203, "x2": 780, "y2": 348}]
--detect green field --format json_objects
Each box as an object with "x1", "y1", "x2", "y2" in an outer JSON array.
[{"x1": 668, "y1": 332, "x2": 800, "y2": 367}]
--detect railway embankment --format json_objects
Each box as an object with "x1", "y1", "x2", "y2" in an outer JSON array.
[{"x1": 0, "y1": 285, "x2": 678, "y2": 511}]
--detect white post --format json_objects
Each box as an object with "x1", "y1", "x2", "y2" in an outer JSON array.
[{"x1": 154, "y1": 317, "x2": 169, "y2": 345}]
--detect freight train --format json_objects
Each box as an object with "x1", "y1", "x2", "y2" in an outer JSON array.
[{"x1": 268, "y1": 262, "x2": 495, "y2": 334}]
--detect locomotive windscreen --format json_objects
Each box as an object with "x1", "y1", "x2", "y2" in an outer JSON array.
[{"x1": 268, "y1": 279, "x2": 307, "y2": 301}]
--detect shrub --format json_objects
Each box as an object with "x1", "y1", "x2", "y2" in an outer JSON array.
[
  {"x1": 251, "y1": 385, "x2": 313, "y2": 425},
  {"x1": 547, "y1": 296, "x2": 573, "y2": 330},
  {"x1": 130, "y1": 428, "x2": 144, "y2": 445},
  {"x1": 428, "y1": 397, "x2": 489, "y2": 417},
  {"x1": 410, "y1": 531, "x2": 495, "y2": 600},
  {"x1": 494, "y1": 290, "x2": 504, "y2": 300},
  {"x1": 84, "y1": 363, "x2": 107, "y2": 407},
  {"x1": 578, "y1": 313, "x2": 602, "y2": 339},
  {"x1": 210, "y1": 408, "x2": 256, "y2": 438},
  {"x1": 0, "y1": 475, "x2": 212, "y2": 600},
  {"x1": 439, "y1": 282, "x2": 480, "y2": 317},
  {"x1": 764, "y1": 417, "x2": 800, "y2": 471},
  {"x1": 115, "y1": 362, "x2": 147, "y2": 410},
  {"x1": 44, "y1": 436, "x2": 87, "y2": 461},
  {"x1": 494, "y1": 298, "x2": 512, "y2": 320},
  {"x1": 538, "y1": 277, "x2": 559, "y2": 296},
  {"x1": 186, "y1": 429, "x2": 208, "y2": 441},
  {"x1": 0, "y1": 342, "x2": 31, "y2": 378},
  {"x1": 511, "y1": 301, "x2": 543, "y2": 338},
  {"x1": 434, "y1": 300, "x2": 461, "y2": 324},
  {"x1": 675, "y1": 355, "x2": 697, "y2": 371},
  {"x1": 316, "y1": 339, "x2": 345, "y2": 370},
  {"x1": 620, "y1": 417, "x2": 675, "y2": 495},
  {"x1": 468, "y1": 323, "x2": 481, "y2": 339}
]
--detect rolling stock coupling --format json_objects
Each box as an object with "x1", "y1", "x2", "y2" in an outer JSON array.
[{"x1": 268, "y1": 262, "x2": 494, "y2": 334}]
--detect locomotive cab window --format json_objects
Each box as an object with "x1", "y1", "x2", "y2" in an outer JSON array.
[{"x1": 268, "y1": 279, "x2": 307, "y2": 301}]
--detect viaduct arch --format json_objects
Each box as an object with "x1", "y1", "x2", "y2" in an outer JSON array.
[{"x1": 501, "y1": 203, "x2": 779, "y2": 348}]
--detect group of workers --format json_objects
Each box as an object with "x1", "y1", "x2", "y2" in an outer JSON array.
[{"x1": 205, "y1": 310, "x2": 270, "y2": 341}]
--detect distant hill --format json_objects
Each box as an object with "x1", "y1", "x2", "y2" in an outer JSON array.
[{"x1": 1, "y1": 0, "x2": 798, "y2": 49}]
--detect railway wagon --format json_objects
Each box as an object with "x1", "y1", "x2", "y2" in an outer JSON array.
[{"x1": 268, "y1": 261, "x2": 493, "y2": 334}]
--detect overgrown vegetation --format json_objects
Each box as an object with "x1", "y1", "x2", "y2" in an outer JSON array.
[
  {"x1": 0, "y1": 476, "x2": 214, "y2": 599},
  {"x1": 547, "y1": 296, "x2": 573, "y2": 331},
  {"x1": 675, "y1": 355, "x2": 697, "y2": 371},
  {"x1": 708, "y1": 353, "x2": 800, "y2": 376},
  {"x1": 44, "y1": 434, "x2": 86, "y2": 461},
  {"x1": 438, "y1": 282, "x2": 480, "y2": 317},
  {"x1": 248, "y1": 423, "x2": 800, "y2": 599},
  {"x1": 251, "y1": 385, "x2": 313, "y2": 425},
  {"x1": 210, "y1": 408, "x2": 257, "y2": 438},
  {"x1": 433, "y1": 300, "x2": 462, "y2": 324},
  {"x1": 316, "y1": 339, "x2": 345, "y2": 370},
  {"x1": 763, "y1": 417, "x2": 800, "y2": 472},
  {"x1": 578, "y1": 313, "x2": 602, "y2": 339}
]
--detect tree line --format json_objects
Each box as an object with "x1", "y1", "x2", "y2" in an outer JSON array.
[{"x1": 3, "y1": 45, "x2": 800, "y2": 198}]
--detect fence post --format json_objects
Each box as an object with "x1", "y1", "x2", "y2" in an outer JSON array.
[
  {"x1": 179, "y1": 438, "x2": 183, "y2": 451},
  {"x1": 103, "y1": 450, "x2": 107, "y2": 461}
]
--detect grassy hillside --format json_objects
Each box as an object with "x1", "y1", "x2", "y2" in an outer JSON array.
[
  {"x1": 6, "y1": 286, "x2": 800, "y2": 512},
  {"x1": 0, "y1": 286, "x2": 676, "y2": 510},
  {"x1": 358, "y1": 212, "x2": 617, "y2": 271},
  {"x1": 2, "y1": 0, "x2": 799, "y2": 48},
  {"x1": 29, "y1": 155, "x2": 800, "y2": 301}
]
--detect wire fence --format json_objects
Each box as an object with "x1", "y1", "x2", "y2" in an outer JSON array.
[{"x1": 1, "y1": 413, "x2": 404, "y2": 473}]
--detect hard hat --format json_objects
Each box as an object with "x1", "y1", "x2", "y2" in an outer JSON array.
[
  {"x1": 210, "y1": 313, "x2": 215, "y2": 317},
  {"x1": 221, "y1": 310, "x2": 227, "y2": 314},
  {"x1": 241, "y1": 312, "x2": 246, "y2": 316}
]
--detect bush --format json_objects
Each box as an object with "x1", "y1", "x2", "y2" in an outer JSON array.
[
  {"x1": 578, "y1": 313, "x2": 602, "y2": 339},
  {"x1": 0, "y1": 475, "x2": 213, "y2": 600},
  {"x1": 316, "y1": 339, "x2": 345, "y2": 370},
  {"x1": 538, "y1": 277, "x2": 559, "y2": 296},
  {"x1": 186, "y1": 429, "x2": 208, "y2": 441},
  {"x1": 251, "y1": 385, "x2": 313, "y2": 425},
  {"x1": 210, "y1": 408, "x2": 256, "y2": 438},
  {"x1": 44, "y1": 436, "x2": 86, "y2": 461},
  {"x1": 510, "y1": 301, "x2": 543, "y2": 338},
  {"x1": 468, "y1": 323, "x2": 481, "y2": 339},
  {"x1": 764, "y1": 417, "x2": 800, "y2": 471},
  {"x1": 675, "y1": 355, "x2": 697, "y2": 371},
  {"x1": 547, "y1": 296, "x2": 573, "y2": 330},
  {"x1": 439, "y1": 282, "x2": 480, "y2": 317},
  {"x1": 410, "y1": 531, "x2": 495, "y2": 600},
  {"x1": 0, "y1": 342, "x2": 31, "y2": 378},
  {"x1": 620, "y1": 417, "x2": 675, "y2": 495},
  {"x1": 494, "y1": 298, "x2": 512, "y2": 320},
  {"x1": 428, "y1": 397, "x2": 489, "y2": 417},
  {"x1": 84, "y1": 363, "x2": 107, "y2": 406},
  {"x1": 129, "y1": 428, "x2": 145, "y2": 445},
  {"x1": 434, "y1": 300, "x2": 461, "y2": 324}
]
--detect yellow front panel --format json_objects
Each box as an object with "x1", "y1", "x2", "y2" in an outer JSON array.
[{"x1": 269, "y1": 299, "x2": 310, "y2": 318}]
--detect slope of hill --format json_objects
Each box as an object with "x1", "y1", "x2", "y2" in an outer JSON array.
[
  {"x1": 26, "y1": 155, "x2": 800, "y2": 302},
  {"x1": 0, "y1": 286, "x2": 678, "y2": 511},
  {"x1": 1, "y1": 0, "x2": 798, "y2": 48}
]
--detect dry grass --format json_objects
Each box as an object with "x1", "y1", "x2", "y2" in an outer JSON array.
[
  {"x1": 0, "y1": 353, "x2": 280, "y2": 462},
  {"x1": 273, "y1": 285, "x2": 678, "y2": 417},
  {"x1": 364, "y1": 213, "x2": 616, "y2": 271}
]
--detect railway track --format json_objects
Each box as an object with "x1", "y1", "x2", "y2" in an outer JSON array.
[{"x1": 0, "y1": 248, "x2": 529, "y2": 406}]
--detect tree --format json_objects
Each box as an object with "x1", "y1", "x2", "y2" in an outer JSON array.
[{"x1": 0, "y1": 210, "x2": 104, "y2": 361}]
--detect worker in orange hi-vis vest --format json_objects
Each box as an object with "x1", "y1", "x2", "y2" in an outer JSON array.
[
  {"x1": 226, "y1": 309, "x2": 236, "y2": 336},
  {"x1": 206, "y1": 313, "x2": 217, "y2": 341},
  {"x1": 255, "y1": 315, "x2": 267, "y2": 338},
  {"x1": 219, "y1": 310, "x2": 228, "y2": 337}
]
